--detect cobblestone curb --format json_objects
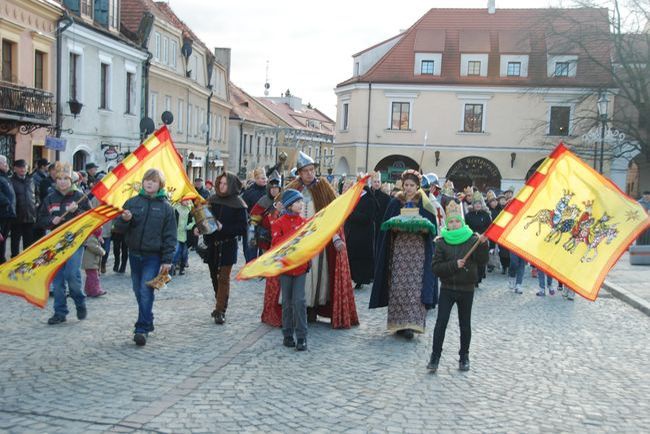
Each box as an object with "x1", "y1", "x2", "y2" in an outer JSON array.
[{"x1": 603, "y1": 280, "x2": 650, "y2": 317}]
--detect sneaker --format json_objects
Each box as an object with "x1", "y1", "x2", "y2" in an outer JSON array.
[
  {"x1": 548, "y1": 285, "x2": 556, "y2": 296},
  {"x1": 562, "y1": 288, "x2": 569, "y2": 298},
  {"x1": 134, "y1": 333, "x2": 147, "y2": 346},
  {"x1": 47, "y1": 314, "x2": 66, "y2": 325},
  {"x1": 514, "y1": 285, "x2": 523, "y2": 294},
  {"x1": 508, "y1": 277, "x2": 516, "y2": 290},
  {"x1": 426, "y1": 354, "x2": 440, "y2": 372},
  {"x1": 76, "y1": 306, "x2": 87, "y2": 320},
  {"x1": 283, "y1": 336, "x2": 296, "y2": 348},
  {"x1": 402, "y1": 329, "x2": 414, "y2": 340},
  {"x1": 178, "y1": 268, "x2": 185, "y2": 276},
  {"x1": 567, "y1": 291, "x2": 575, "y2": 301},
  {"x1": 100, "y1": 264, "x2": 106, "y2": 274},
  {"x1": 536, "y1": 290, "x2": 546, "y2": 297},
  {"x1": 296, "y1": 338, "x2": 307, "y2": 351},
  {"x1": 459, "y1": 357, "x2": 470, "y2": 371}
]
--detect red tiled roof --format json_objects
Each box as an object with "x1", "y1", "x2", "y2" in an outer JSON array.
[
  {"x1": 257, "y1": 98, "x2": 334, "y2": 135},
  {"x1": 229, "y1": 83, "x2": 277, "y2": 126},
  {"x1": 339, "y1": 8, "x2": 613, "y2": 88},
  {"x1": 154, "y1": 2, "x2": 209, "y2": 52}
]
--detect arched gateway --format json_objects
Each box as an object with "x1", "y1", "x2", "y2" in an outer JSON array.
[
  {"x1": 374, "y1": 155, "x2": 420, "y2": 182},
  {"x1": 446, "y1": 156, "x2": 501, "y2": 192}
]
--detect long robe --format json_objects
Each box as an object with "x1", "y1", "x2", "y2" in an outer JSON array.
[{"x1": 344, "y1": 188, "x2": 376, "y2": 285}]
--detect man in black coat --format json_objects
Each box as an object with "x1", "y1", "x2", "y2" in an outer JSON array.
[
  {"x1": 9, "y1": 159, "x2": 37, "y2": 257},
  {"x1": 240, "y1": 169, "x2": 268, "y2": 262},
  {"x1": 0, "y1": 155, "x2": 16, "y2": 264},
  {"x1": 464, "y1": 196, "x2": 492, "y2": 286},
  {"x1": 370, "y1": 172, "x2": 390, "y2": 242}
]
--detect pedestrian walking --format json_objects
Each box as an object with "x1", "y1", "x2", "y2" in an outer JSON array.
[
  {"x1": 370, "y1": 171, "x2": 390, "y2": 247},
  {"x1": 536, "y1": 269, "x2": 556, "y2": 296},
  {"x1": 509, "y1": 251, "x2": 527, "y2": 294},
  {"x1": 241, "y1": 168, "x2": 267, "y2": 262},
  {"x1": 464, "y1": 192, "x2": 492, "y2": 287},
  {"x1": 171, "y1": 199, "x2": 194, "y2": 276},
  {"x1": 83, "y1": 228, "x2": 106, "y2": 297},
  {"x1": 113, "y1": 168, "x2": 176, "y2": 346},
  {"x1": 0, "y1": 155, "x2": 16, "y2": 264},
  {"x1": 273, "y1": 189, "x2": 310, "y2": 351},
  {"x1": 427, "y1": 200, "x2": 489, "y2": 372},
  {"x1": 111, "y1": 220, "x2": 129, "y2": 273}
]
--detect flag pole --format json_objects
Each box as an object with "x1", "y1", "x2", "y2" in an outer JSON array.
[
  {"x1": 461, "y1": 232, "x2": 486, "y2": 262},
  {"x1": 418, "y1": 131, "x2": 428, "y2": 172},
  {"x1": 58, "y1": 192, "x2": 90, "y2": 220}
]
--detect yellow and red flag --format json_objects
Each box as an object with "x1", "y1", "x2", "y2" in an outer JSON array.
[
  {"x1": 92, "y1": 125, "x2": 200, "y2": 207},
  {"x1": 487, "y1": 144, "x2": 650, "y2": 300},
  {"x1": 0, "y1": 205, "x2": 121, "y2": 307},
  {"x1": 237, "y1": 176, "x2": 370, "y2": 279}
]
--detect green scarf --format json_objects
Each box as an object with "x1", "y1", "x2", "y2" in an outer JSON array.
[
  {"x1": 139, "y1": 188, "x2": 168, "y2": 199},
  {"x1": 441, "y1": 224, "x2": 474, "y2": 245}
]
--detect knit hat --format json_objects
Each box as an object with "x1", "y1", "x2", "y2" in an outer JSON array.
[{"x1": 281, "y1": 189, "x2": 303, "y2": 208}]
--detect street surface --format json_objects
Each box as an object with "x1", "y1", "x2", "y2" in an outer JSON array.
[{"x1": 0, "y1": 251, "x2": 648, "y2": 433}]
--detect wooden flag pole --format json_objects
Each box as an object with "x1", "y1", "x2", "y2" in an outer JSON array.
[
  {"x1": 58, "y1": 192, "x2": 90, "y2": 220},
  {"x1": 461, "y1": 232, "x2": 486, "y2": 262}
]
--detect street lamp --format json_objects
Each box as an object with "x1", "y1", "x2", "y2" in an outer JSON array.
[{"x1": 597, "y1": 92, "x2": 609, "y2": 174}]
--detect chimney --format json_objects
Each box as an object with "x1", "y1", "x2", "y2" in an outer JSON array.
[{"x1": 488, "y1": 0, "x2": 496, "y2": 14}]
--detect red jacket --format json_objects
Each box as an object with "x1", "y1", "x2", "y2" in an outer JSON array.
[{"x1": 271, "y1": 212, "x2": 309, "y2": 276}]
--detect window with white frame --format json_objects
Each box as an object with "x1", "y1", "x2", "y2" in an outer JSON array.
[
  {"x1": 170, "y1": 40, "x2": 177, "y2": 68},
  {"x1": 391, "y1": 102, "x2": 410, "y2": 130},
  {"x1": 150, "y1": 92, "x2": 158, "y2": 121},
  {"x1": 554, "y1": 62, "x2": 569, "y2": 77},
  {"x1": 177, "y1": 99, "x2": 184, "y2": 132},
  {"x1": 342, "y1": 103, "x2": 349, "y2": 130},
  {"x1": 547, "y1": 55, "x2": 578, "y2": 78},
  {"x1": 125, "y1": 71, "x2": 135, "y2": 114},
  {"x1": 80, "y1": 0, "x2": 93, "y2": 18},
  {"x1": 463, "y1": 104, "x2": 483, "y2": 132},
  {"x1": 421, "y1": 60, "x2": 434, "y2": 75},
  {"x1": 460, "y1": 54, "x2": 489, "y2": 77},
  {"x1": 154, "y1": 33, "x2": 161, "y2": 61},
  {"x1": 162, "y1": 37, "x2": 169, "y2": 65},
  {"x1": 467, "y1": 61, "x2": 481, "y2": 76},
  {"x1": 507, "y1": 62, "x2": 521, "y2": 77},
  {"x1": 109, "y1": 0, "x2": 119, "y2": 29},
  {"x1": 414, "y1": 53, "x2": 442, "y2": 76},
  {"x1": 99, "y1": 63, "x2": 111, "y2": 109},
  {"x1": 549, "y1": 106, "x2": 570, "y2": 136},
  {"x1": 500, "y1": 55, "x2": 529, "y2": 77}
]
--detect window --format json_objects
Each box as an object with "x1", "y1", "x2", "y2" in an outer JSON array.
[
  {"x1": 177, "y1": 99, "x2": 184, "y2": 132},
  {"x1": 554, "y1": 62, "x2": 570, "y2": 77},
  {"x1": 355, "y1": 62, "x2": 360, "y2": 76},
  {"x1": 125, "y1": 72, "x2": 135, "y2": 114},
  {"x1": 100, "y1": 63, "x2": 110, "y2": 109},
  {"x1": 342, "y1": 103, "x2": 349, "y2": 130},
  {"x1": 80, "y1": 0, "x2": 93, "y2": 18},
  {"x1": 421, "y1": 60, "x2": 434, "y2": 75},
  {"x1": 69, "y1": 53, "x2": 80, "y2": 101},
  {"x1": 2, "y1": 40, "x2": 16, "y2": 82},
  {"x1": 164, "y1": 95, "x2": 171, "y2": 112},
  {"x1": 264, "y1": 137, "x2": 269, "y2": 156},
  {"x1": 549, "y1": 106, "x2": 570, "y2": 136},
  {"x1": 150, "y1": 92, "x2": 158, "y2": 120},
  {"x1": 467, "y1": 61, "x2": 481, "y2": 76},
  {"x1": 154, "y1": 33, "x2": 161, "y2": 61},
  {"x1": 216, "y1": 115, "x2": 221, "y2": 142},
  {"x1": 257, "y1": 136, "x2": 261, "y2": 156},
  {"x1": 109, "y1": 0, "x2": 119, "y2": 29},
  {"x1": 463, "y1": 104, "x2": 483, "y2": 132},
  {"x1": 170, "y1": 40, "x2": 177, "y2": 68},
  {"x1": 187, "y1": 105, "x2": 192, "y2": 134},
  {"x1": 507, "y1": 62, "x2": 521, "y2": 77},
  {"x1": 34, "y1": 51, "x2": 45, "y2": 89},
  {"x1": 391, "y1": 102, "x2": 410, "y2": 130},
  {"x1": 162, "y1": 37, "x2": 169, "y2": 65}
]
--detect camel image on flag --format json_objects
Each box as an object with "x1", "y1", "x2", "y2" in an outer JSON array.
[{"x1": 486, "y1": 143, "x2": 650, "y2": 301}]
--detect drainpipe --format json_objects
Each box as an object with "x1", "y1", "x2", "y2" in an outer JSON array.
[
  {"x1": 205, "y1": 88, "x2": 213, "y2": 179},
  {"x1": 55, "y1": 11, "x2": 74, "y2": 160},
  {"x1": 238, "y1": 117, "x2": 245, "y2": 178},
  {"x1": 142, "y1": 51, "x2": 153, "y2": 129},
  {"x1": 365, "y1": 82, "x2": 372, "y2": 172}
]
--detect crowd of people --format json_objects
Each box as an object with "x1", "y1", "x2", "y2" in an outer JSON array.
[{"x1": 3, "y1": 151, "x2": 630, "y2": 369}]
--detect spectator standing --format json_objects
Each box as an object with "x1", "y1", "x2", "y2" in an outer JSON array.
[
  {"x1": 241, "y1": 168, "x2": 268, "y2": 262},
  {"x1": 83, "y1": 228, "x2": 106, "y2": 297},
  {"x1": 0, "y1": 155, "x2": 16, "y2": 264},
  {"x1": 9, "y1": 159, "x2": 37, "y2": 257}
]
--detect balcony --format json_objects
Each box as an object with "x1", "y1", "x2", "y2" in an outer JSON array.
[{"x1": 0, "y1": 81, "x2": 54, "y2": 129}]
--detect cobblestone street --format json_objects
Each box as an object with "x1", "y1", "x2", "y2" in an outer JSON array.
[{"x1": 0, "y1": 251, "x2": 648, "y2": 433}]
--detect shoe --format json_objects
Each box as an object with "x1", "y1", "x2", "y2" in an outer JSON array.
[
  {"x1": 501, "y1": 268, "x2": 507, "y2": 275},
  {"x1": 283, "y1": 336, "x2": 296, "y2": 348},
  {"x1": 401, "y1": 329, "x2": 414, "y2": 340},
  {"x1": 76, "y1": 306, "x2": 87, "y2": 320},
  {"x1": 118, "y1": 267, "x2": 126, "y2": 274},
  {"x1": 536, "y1": 290, "x2": 546, "y2": 297},
  {"x1": 169, "y1": 266, "x2": 176, "y2": 276},
  {"x1": 178, "y1": 267, "x2": 185, "y2": 276},
  {"x1": 47, "y1": 314, "x2": 66, "y2": 325},
  {"x1": 134, "y1": 333, "x2": 147, "y2": 346},
  {"x1": 567, "y1": 292, "x2": 575, "y2": 301},
  {"x1": 508, "y1": 277, "x2": 516, "y2": 290},
  {"x1": 459, "y1": 357, "x2": 470, "y2": 371},
  {"x1": 113, "y1": 265, "x2": 119, "y2": 273},
  {"x1": 100, "y1": 264, "x2": 106, "y2": 274},
  {"x1": 307, "y1": 309, "x2": 317, "y2": 323},
  {"x1": 514, "y1": 286, "x2": 523, "y2": 294},
  {"x1": 562, "y1": 288, "x2": 569, "y2": 298},
  {"x1": 97, "y1": 290, "x2": 107, "y2": 297},
  {"x1": 296, "y1": 338, "x2": 307, "y2": 351},
  {"x1": 426, "y1": 354, "x2": 440, "y2": 372},
  {"x1": 354, "y1": 283, "x2": 363, "y2": 289},
  {"x1": 212, "y1": 310, "x2": 225, "y2": 324}
]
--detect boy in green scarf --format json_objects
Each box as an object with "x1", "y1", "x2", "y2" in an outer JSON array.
[{"x1": 427, "y1": 200, "x2": 488, "y2": 373}]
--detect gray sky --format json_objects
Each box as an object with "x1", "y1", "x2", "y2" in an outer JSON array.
[{"x1": 173, "y1": 0, "x2": 557, "y2": 119}]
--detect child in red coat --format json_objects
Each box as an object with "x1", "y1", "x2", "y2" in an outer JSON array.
[{"x1": 272, "y1": 189, "x2": 309, "y2": 351}]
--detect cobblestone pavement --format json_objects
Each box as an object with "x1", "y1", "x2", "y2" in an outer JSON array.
[{"x1": 0, "y1": 252, "x2": 649, "y2": 433}]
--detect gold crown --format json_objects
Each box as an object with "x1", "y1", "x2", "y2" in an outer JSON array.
[{"x1": 445, "y1": 200, "x2": 463, "y2": 218}]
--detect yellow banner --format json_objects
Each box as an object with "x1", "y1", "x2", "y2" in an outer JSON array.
[
  {"x1": 487, "y1": 144, "x2": 650, "y2": 300},
  {"x1": 0, "y1": 205, "x2": 121, "y2": 307},
  {"x1": 237, "y1": 176, "x2": 370, "y2": 279},
  {"x1": 92, "y1": 126, "x2": 201, "y2": 207}
]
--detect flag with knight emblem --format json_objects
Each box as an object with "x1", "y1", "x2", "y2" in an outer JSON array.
[{"x1": 486, "y1": 144, "x2": 650, "y2": 300}]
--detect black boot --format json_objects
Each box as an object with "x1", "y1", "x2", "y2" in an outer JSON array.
[
  {"x1": 178, "y1": 265, "x2": 185, "y2": 276},
  {"x1": 427, "y1": 354, "x2": 440, "y2": 372},
  {"x1": 283, "y1": 336, "x2": 296, "y2": 348},
  {"x1": 296, "y1": 338, "x2": 307, "y2": 351},
  {"x1": 459, "y1": 355, "x2": 470, "y2": 371}
]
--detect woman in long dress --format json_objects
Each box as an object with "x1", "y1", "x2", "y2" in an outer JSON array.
[{"x1": 369, "y1": 169, "x2": 438, "y2": 339}]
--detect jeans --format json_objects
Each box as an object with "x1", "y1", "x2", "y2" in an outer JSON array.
[
  {"x1": 129, "y1": 254, "x2": 160, "y2": 334},
  {"x1": 280, "y1": 273, "x2": 308, "y2": 340},
  {"x1": 52, "y1": 247, "x2": 85, "y2": 317},
  {"x1": 508, "y1": 252, "x2": 526, "y2": 285},
  {"x1": 431, "y1": 288, "x2": 474, "y2": 358},
  {"x1": 10, "y1": 222, "x2": 34, "y2": 257},
  {"x1": 537, "y1": 271, "x2": 553, "y2": 290},
  {"x1": 172, "y1": 241, "x2": 189, "y2": 267}
]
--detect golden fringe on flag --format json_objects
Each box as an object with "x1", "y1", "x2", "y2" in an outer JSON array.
[
  {"x1": 237, "y1": 176, "x2": 370, "y2": 279},
  {"x1": 486, "y1": 144, "x2": 650, "y2": 301},
  {"x1": 0, "y1": 205, "x2": 121, "y2": 307},
  {"x1": 92, "y1": 125, "x2": 201, "y2": 207}
]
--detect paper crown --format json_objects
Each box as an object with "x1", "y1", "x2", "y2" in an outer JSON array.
[
  {"x1": 441, "y1": 180, "x2": 455, "y2": 197},
  {"x1": 486, "y1": 190, "x2": 497, "y2": 202},
  {"x1": 54, "y1": 162, "x2": 73, "y2": 180},
  {"x1": 472, "y1": 191, "x2": 484, "y2": 204},
  {"x1": 445, "y1": 200, "x2": 464, "y2": 221}
]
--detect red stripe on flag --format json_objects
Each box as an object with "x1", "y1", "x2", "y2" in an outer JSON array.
[
  {"x1": 506, "y1": 199, "x2": 525, "y2": 216},
  {"x1": 134, "y1": 146, "x2": 149, "y2": 160},
  {"x1": 92, "y1": 182, "x2": 108, "y2": 198},
  {"x1": 550, "y1": 143, "x2": 568, "y2": 159},
  {"x1": 527, "y1": 171, "x2": 546, "y2": 189},
  {"x1": 113, "y1": 163, "x2": 129, "y2": 178},
  {"x1": 155, "y1": 125, "x2": 171, "y2": 143},
  {"x1": 485, "y1": 224, "x2": 504, "y2": 242}
]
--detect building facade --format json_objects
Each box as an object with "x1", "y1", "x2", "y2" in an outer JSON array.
[
  {"x1": 334, "y1": 6, "x2": 614, "y2": 192},
  {"x1": 0, "y1": 0, "x2": 62, "y2": 167}
]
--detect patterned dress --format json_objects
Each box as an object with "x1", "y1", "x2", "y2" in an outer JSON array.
[{"x1": 387, "y1": 231, "x2": 427, "y2": 333}]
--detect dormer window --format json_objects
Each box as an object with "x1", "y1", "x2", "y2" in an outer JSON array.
[
  {"x1": 467, "y1": 61, "x2": 481, "y2": 76},
  {"x1": 500, "y1": 55, "x2": 529, "y2": 77},
  {"x1": 414, "y1": 53, "x2": 442, "y2": 76},
  {"x1": 547, "y1": 55, "x2": 578, "y2": 77},
  {"x1": 81, "y1": 0, "x2": 93, "y2": 18},
  {"x1": 421, "y1": 60, "x2": 434, "y2": 75},
  {"x1": 460, "y1": 54, "x2": 489, "y2": 77},
  {"x1": 554, "y1": 62, "x2": 569, "y2": 77},
  {"x1": 507, "y1": 62, "x2": 521, "y2": 76}
]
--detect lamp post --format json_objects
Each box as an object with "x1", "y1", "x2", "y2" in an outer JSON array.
[{"x1": 597, "y1": 92, "x2": 609, "y2": 174}]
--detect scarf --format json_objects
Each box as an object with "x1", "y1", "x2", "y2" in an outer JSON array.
[
  {"x1": 139, "y1": 188, "x2": 168, "y2": 199},
  {"x1": 441, "y1": 224, "x2": 474, "y2": 245}
]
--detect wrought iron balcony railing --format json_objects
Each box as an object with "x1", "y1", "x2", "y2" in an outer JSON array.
[{"x1": 0, "y1": 80, "x2": 54, "y2": 123}]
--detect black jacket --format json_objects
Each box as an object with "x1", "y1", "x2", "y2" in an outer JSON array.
[
  {"x1": 433, "y1": 234, "x2": 489, "y2": 292},
  {"x1": 0, "y1": 171, "x2": 16, "y2": 219},
  {"x1": 37, "y1": 188, "x2": 90, "y2": 230},
  {"x1": 241, "y1": 183, "x2": 267, "y2": 212},
  {"x1": 113, "y1": 194, "x2": 177, "y2": 263},
  {"x1": 11, "y1": 174, "x2": 37, "y2": 224}
]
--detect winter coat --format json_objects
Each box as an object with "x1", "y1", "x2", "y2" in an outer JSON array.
[
  {"x1": 37, "y1": 188, "x2": 90, "y2": 230},
  {"x1": 204, "y1": 201, "x2": 248, "y2": 266},
  {"x1": 433, "y1": 234, "x2": 489, "y2": 292},
  {"x1": 371, "y1": 187, "x2": 390, "y2": 239},
  {"x1": 344, "y1": 188, "x2": 376, "y2": 284},
  {"x1": 0, "y1": 171, "x2": 16, "y2": 220},
  {"x1": 272, "y1": 212, "x2": 309, "y2": 276},
  {"x1": 465, "y1": 210, "x2": 492, "y2": 234},
  {"x1": 82, "y1": 234, "x2": 106, "y2": 270},
  {"x1": 10, "y1": 174, "x2": 37, "y2": 224},
  {"x1": 173, "y1": 203, "x2": 194, "y2": 243},
  {"x1": 38, "y1": 176, "x2": 55, "y2": 202},
  {"x1": 113, "y1": 192, "x2": 177, "y2": 264},
  {"x1": 241, "y1": 183, "x2": 267, "y2": 212}
]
